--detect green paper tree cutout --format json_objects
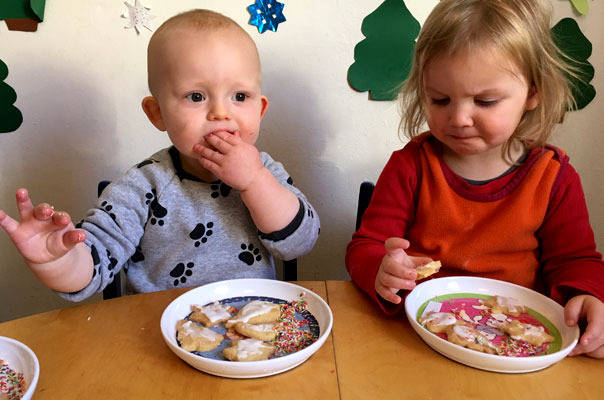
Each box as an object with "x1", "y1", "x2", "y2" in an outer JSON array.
[
  {"x1": 551, "y1": 18, "x2": 596, "y2": 110},
  {"x1": 0, "y1": 59, "x2": 23, "y2": 134},
  {"x1": 348, "y1": 0, "x2": 420, "y2": 101},
  {"x1": 0, "y1": 0, "x2": 46, "y2": 31},
  {"x1": 569, "y1": 0, "x2": 588, "y2": 15}
]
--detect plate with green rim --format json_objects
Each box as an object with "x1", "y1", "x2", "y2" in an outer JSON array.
[{"x1": 404, "y1": 276, "x2": 579, "y2": 373}]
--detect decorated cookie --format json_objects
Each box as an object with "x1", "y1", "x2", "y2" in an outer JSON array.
[
  {"x1": 235, "y1": 322, "x2": 278, "y2": 341},
  {"x1": 420, "y1": 311, "x2": 458, "y2": 333},
  {"x1": 225, "y1": 300, "x2": 281, "y2": 328},
  {"x1": 481, "y1": 296, "x2": 528, "y2": 317},
  {"x1": 501, "y1": 320, "x2": 555, "y2": 346},
  {"x1": 223, "y1": 338, "x2": 276, "y2": 361},
  {"x1": 176, "y1": 320, "x2": 224, "y2": 352},
  {"x1": 415, "y1": 260, "x2": 441, "y2": 280},
  {"x1": 189, "y1": 301, "x2": 234, "y2": 327},
  {"x1": 445, "y1": 323, "x2": 499, "y2": 355}
]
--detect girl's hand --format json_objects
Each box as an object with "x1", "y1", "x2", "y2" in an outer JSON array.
[
  {"x1": 195, "y1": 131, "x2": 264, "y2": 192},
  {"x1": 375, "y1": 237, "x2": 433, "y2": 304},
  {"x1": 565, "y1": 294, "x2": 604, "y2": 358},
  {"x1": 0, "y1": 188, "x2": 86, "y2": 265}
]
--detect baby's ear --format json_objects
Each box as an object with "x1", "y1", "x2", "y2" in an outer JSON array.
[
  {"x1": 259, "y1": 96, "x2": 269, "y2": 119},
  {"x1": 142, "y1": 96, "x2": 166, "y2": 131}
]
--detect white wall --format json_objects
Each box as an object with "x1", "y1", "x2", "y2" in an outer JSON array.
[{"x1": 1, "y1": 0, "x2": 602, "y2": 321}]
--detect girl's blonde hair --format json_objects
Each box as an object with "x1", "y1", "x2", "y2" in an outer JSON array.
[{"x1": 399, "y1": 0, "x2": 576, "y2": 158}]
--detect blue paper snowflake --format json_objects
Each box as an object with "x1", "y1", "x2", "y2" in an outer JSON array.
[{"x1": 247, "y1": 0, "x2": 286, "y2": 34}]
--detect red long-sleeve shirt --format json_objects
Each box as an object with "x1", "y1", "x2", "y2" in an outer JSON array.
[{"x1": 346, "y1": 133, "x2": 604, "y2": 315}]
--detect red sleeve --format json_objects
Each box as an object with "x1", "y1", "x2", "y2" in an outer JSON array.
[
  {"x1": 345, "y1": 142, "x2": 421, "y2": 314},
  {"x1": 537, "y1": 162, "x2": 604, "y2": 304}
]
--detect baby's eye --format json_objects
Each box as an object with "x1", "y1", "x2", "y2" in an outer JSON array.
[
  {"x1": 232, "y1": 93, "x2": 247, "y2": 102},
  {"x1": 431, "y1": 98, "x2": 450, "y2": 106},
  {"x1": 475, "y1": 99, "x2": 499, "y2": 107},
  {"x1": 186, "y1": 92, "x2": 205, "y2": 102}
]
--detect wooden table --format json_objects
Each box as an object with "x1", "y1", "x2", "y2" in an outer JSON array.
[
  {"x1": 327, "y1": 281, "x2": 603, "y2": 400},
  {"x1": 0, "y1": 282, "x2": 338, "y2": 399},
  {"x1": 1, "y1": 281, "x2": 602, "y2": 399}
]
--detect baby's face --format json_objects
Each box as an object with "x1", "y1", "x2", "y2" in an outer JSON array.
[{"x1": 150, "y1": 27, "x2": 268, "y2": 161}]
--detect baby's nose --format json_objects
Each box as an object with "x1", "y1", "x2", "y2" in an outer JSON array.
[{"x1": 208, "y1": 101, "x2": 231, "y2": 120}]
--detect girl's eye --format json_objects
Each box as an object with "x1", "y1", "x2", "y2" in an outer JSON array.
[
  {"x1": 186, "y1": 93, "x2": 204, "y2": 102},
  {"x1": 431, "y1": 98, "x2": 449, "y2": 106},
  {"x1": 476, "y1": 99, "x2": 499, "y2": 107},
  {"x1": 232, "y1": 93, "x2": 247, "y2": 102}
]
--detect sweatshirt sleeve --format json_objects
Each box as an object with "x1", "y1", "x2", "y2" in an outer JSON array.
[
  {"x1": 537, "y1": 162, "x2": 604, "y2": 304},
  {"x1": 345, "y1": 144, "x2": 422, "y2": 315},
  {"x1": 257, "y1": 152, "x2": 320, "y2": 261}
]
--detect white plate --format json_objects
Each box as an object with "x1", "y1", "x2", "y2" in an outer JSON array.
[
  {"x1": 0, "y1": 336, "x2": 39, "y2": 400},
  {"x1": 404, "y1": 277, "x2": 579, "y2": 373},
  {"x1": 160, "y1": 278, "x2": 333, "y2": 378}
]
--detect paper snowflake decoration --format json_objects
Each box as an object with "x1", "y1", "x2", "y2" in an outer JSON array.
[
  {"x1": 247, "y1": 0, "x2": 286, "y2": 34},
  {"x1": 122, "y1": 0, "x2": 155, "y2": 34}
]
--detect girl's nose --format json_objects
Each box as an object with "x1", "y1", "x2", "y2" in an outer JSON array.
[
  {"x1": 207, "y1": 100, "x2": 231, "y2": 120},
  {"x1": 449, "y1": 104, "x2": 473, "y2": 128}
]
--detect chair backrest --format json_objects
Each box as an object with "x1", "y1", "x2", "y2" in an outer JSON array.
[
  {"x1": 355, "y1": 181, "x2": 375, "y2": 231},
  {"x1": 97, "y1": 180, "x2": 297, "y2": 300}
]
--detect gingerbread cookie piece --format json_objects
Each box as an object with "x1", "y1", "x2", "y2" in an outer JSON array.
[
  {"x1": 235, "y1": 322, "x2": 278, "y2": 341},
  {"x1": 189, "y1": 301, "x2": 234, "y2": 327},
  {"x1": 225, "y1": 300, "x2": 281, "y2": 328},
  {"x1": 176, "y1": 320, "x2": 224, "y2": 352},
  {"x1": 420, "y1": 312, "x2": 458, "y2": 334},
  {"x1": 445, "y1": 323, "x2": 499, "y2": 355},
  {"x1": 501, "y1": 320, "x2": 555, "y2": 346},
  {"x1": 481, "y1": 296, "x2": 527, "y2": 317},
  {"x1": 415, "y1": 260, "x2": 441, "y2": 280},
  {"x1": 223, "y1": 338, "x2": 276, "y2": 361}
]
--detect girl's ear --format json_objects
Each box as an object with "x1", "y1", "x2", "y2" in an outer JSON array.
[
  {"x1": 525, "y1": 87, "x2": 540, "y2": 111},
  {"x1": 142, "y1": 96, "x2": 166, "y2": 131},
  {"x1": 259, "y1": 96, "x2": 269, "y2": 119}
]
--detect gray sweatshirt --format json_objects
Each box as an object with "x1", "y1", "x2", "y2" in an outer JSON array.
[{"x1": 58, "y1": 146, "x2": 320, "y2": 301}]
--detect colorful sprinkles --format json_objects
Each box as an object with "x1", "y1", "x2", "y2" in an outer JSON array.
[
  {"x1": 0, "y1": 358, "x2": 25, "y2": 400},
  {"x1": 271, "y1": 294, "x2": 318, "y2": 356}
]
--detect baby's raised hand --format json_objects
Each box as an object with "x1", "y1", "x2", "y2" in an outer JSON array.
[
  {"x1": 375, "y1": 237, "x2": 433, "y2": 304},
  {"x1": 0, "y1": 188, "x2": 86, "y2": 265},
  {"x1": 565, "y1": 294, "x2": 604, "y2": 358},
  {"x1": 195, "y1": 131, "x2": 263, "y2": 191}
]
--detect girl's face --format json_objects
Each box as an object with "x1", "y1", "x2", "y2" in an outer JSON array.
[{"x1": 423, "y1": 49, "x2": 539, "y2": 160}]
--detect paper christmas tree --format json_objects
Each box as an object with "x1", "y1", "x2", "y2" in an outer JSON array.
[
  {"x1": 0, "y1": 59, "x2": 23, "y2": 133},
  {"x1": 0, "y1": 0, "x2": 46, "y2": 32}
]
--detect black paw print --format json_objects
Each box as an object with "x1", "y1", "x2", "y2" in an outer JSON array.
[
  {"x1": 106, "y1": 249, "x2": 118, "y2": 279},
  {"x1": 137, "y1": 158, "x2": 159, "y2": 168},
  {"x1": 210, "y1": 182, "x2": 232, "y2": 198},
  {"x1": 170, "y1": 262, "x2": 194, "y2": 286},
  {"x1": 130, "y1": 246, "x2": 144, "y2": 263},
  {"x1": 101, "y1": 201, "x2": 117, "y2": 222},
  {"x1": 287, "y1": 176, "x2": 294, "y2": 185},
  {"x1": 189, "y1": 222, "x2": 214, "y2": 247},
  {"x1": 145, "y1": 189, "x2": 168, "y2": 226},
  {"x1": 305, "y1": 201, "x2": 314, "y2": 218},
  {"x1": 238, "y1": 243, "x2": 262, "y2": 266},
  {"x1": 91, "y1": 245, "x2": 100, "y2": 278}
]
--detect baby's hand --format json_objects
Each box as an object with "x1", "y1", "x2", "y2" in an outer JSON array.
[
  {"x1": 0, "y1": 188, "x2": 86, "y2": 265},
  {"x1": 195, "y1": 131, "x2": 264, "y2": 191},
  {"x1": 375, "y1": 237, "x2": 433, "y2": 304},
  {"x1": 565, "y1": 294, "x2": 604, "y2": 358}
]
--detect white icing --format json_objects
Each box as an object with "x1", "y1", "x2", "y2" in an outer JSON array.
[
  {"x1": 247, "y1": 323, "x2": 274, "y2": 332},
  {"x1": 197, "y1": 301, "x2": 231, "y2": 322},
  {"x1": 422, "y1": 312, "x2": 456, "y2": 326},
  {"x1": 227, "y1": 300, "x2": 277, "y2": 325},
  {"x1": 495, "y1": 296, "x2": 522, "y2": 313},
  {"x1": 181, "y1": 321, "x2": 223, "y2": 341},
  {"x1": 236, "y1": 338, "x2": 266, "y2": 358}
]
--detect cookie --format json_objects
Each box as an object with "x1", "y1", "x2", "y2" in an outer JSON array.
[
  {"x1": 225, "y1": 300, "x2": 281, "y2": 328},
  {"x1": 481, "y1": 296, "x2": 528, "y2": 317},
  {"x1": 445, "y1": 323, "x2": 499, "y2": 355},
  {"x1": 501, "y1": 320, "x2": 555, "y2": 346},
  {"x1": 189, "y1": 301, "x2": 234, "y2": 327},
  {"x1": 176, "y1": 320, "x2": 224, "y2": 352},
  {"x1": 234, "y1": 322, "x2": 278, "y2": 341},
  {"x1": 223, "y1": 338, "x2": 276, "y2": 361},
  {"x1": 415, "y1": 260, "x2": 441, "y2": 280},
  {"x1": 420, "y1": 312, "x2": 458, "y2": 334}
]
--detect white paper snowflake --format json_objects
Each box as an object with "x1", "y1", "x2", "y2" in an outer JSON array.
[{"x1": 122, "y1": 0, "x2": 155, "y2": 34}]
